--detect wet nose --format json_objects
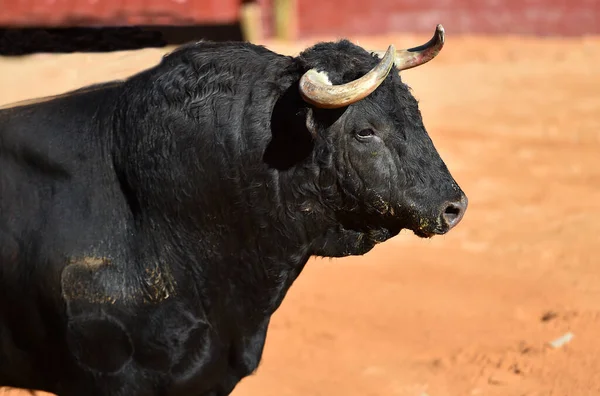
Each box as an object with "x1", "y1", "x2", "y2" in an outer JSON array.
[{"x1": 440, "y1": 194, "x2": 468, "y2": 231}]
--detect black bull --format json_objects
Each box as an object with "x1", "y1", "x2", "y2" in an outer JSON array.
[{"x1": 0, "y1": 26, "x2": 467, "y2": 396}]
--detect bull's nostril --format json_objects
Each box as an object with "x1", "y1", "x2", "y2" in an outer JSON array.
[
  {"x1": 444, "y1": 204, "x2": 461, "y2": 221},
  {"x1": 441, "y1": 199, "x2": 467, "y2": 230}
]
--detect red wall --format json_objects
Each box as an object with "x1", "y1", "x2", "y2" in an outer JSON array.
[
  {"x1": 295, "y1": 0, "x2": 600, "y2": 37},
  {"x1": 0, "y1": 0, "x2": 597, "y2": 36},
  {"x1": 0, "y1": 0, "x2": 240, "y2": 27}
]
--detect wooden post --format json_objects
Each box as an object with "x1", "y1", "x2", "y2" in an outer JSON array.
[
  {"x1": 273, "y1": 0, "x2": 298, "y2": 41},
  {"x1": 240, "y1": 1, "x2": 264, "y2": 42}
]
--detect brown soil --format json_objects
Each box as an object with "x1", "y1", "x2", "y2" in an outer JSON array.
[{"x1": 1, "y1": 32, "x2": 599, "y2": 396}]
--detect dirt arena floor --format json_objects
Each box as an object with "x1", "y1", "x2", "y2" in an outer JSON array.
[{"x1": 1, "y1": 31, "x2": 599, "y2": 396}]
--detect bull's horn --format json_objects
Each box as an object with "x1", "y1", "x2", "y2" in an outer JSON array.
[
  {"x1": 373, "y1": 24, "x2": 445, "y2": 71},
  {"x1": 299, "y1": 44, "x2": 396, "y2": 109}
]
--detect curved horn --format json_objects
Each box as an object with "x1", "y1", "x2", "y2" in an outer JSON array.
[
  {"x1": 373, "y1": 24, "x2": 445, "y2": 71},
  {"x1": 299, "y1": 44, "x2": 396, "y2": 109}
]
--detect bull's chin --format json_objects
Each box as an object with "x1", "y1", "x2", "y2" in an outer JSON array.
[
  {"x1": 364, "y1": 227, "x2": 398, "y2": 244},
  {"x1": 312, "y1": 224, "x2": 402, "y2": 258},
  {"x1": 350, "y1": 226, "x2": 401, "y2": 255}
]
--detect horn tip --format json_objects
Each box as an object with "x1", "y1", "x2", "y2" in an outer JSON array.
[{"x1": 435, "y1": 24, "x2": 445, "y2": 43}]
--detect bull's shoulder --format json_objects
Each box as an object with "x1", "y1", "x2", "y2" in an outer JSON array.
[{"x1": 58, "y1": 252, "x2": 216, "y2": 375}]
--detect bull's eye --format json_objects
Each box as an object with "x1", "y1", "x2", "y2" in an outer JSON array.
[{"x1": 355, "y1": 129, "x2": 375, "y2": 141}]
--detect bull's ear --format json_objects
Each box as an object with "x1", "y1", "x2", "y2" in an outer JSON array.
[
  {"x1": 264, "y1": 92, "x2": 316, "y2": 170},
  {"x1": 305, "y1": 107, "x2": 319, "y2": 138},
  {"x1": 303, "y1": 105, "x2": 346, "y2": 139}
]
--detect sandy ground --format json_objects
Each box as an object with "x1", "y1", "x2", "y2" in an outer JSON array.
[{"x1": 1, "y1": 32, "x2": 599, "y2": 396}]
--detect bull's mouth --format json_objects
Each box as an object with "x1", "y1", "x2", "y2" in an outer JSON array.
[
  {"x1": 412, "y1": 228, "x2": 438, "y2": 239},
  {"x1": 411, "y1": 219, "x2": 449, "y2": 239},
  {"x1": 325, "y1": 215, "x2": 447, "y2": 258},
  {"x1": 373, "y1": 216, "x2": 449, "y2": 240},
  {"x1": 365, "y1": 210, "x2": 448, "y2": 241},
  {"x1": 336, "y1": 207, "x2": 453, "y2": 247},
  {"x1": 342, "y1": 215, "x2": 437, "y2": 244},
  {"x1": 372, "y1": 223, "x2": 443, "y2": 240}
]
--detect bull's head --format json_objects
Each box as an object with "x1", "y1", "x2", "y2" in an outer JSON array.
[{"x1": 288, "y1": 25, "x2": 467, "y2": 256}]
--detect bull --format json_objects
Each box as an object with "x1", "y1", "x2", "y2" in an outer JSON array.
[{"x1": 0, "y1": 25, "x2": 467, "y2": 396}]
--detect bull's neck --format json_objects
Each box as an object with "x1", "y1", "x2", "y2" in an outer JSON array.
[{"x1": 109, "y1": 77, "x2": 332, "y2": 315}]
